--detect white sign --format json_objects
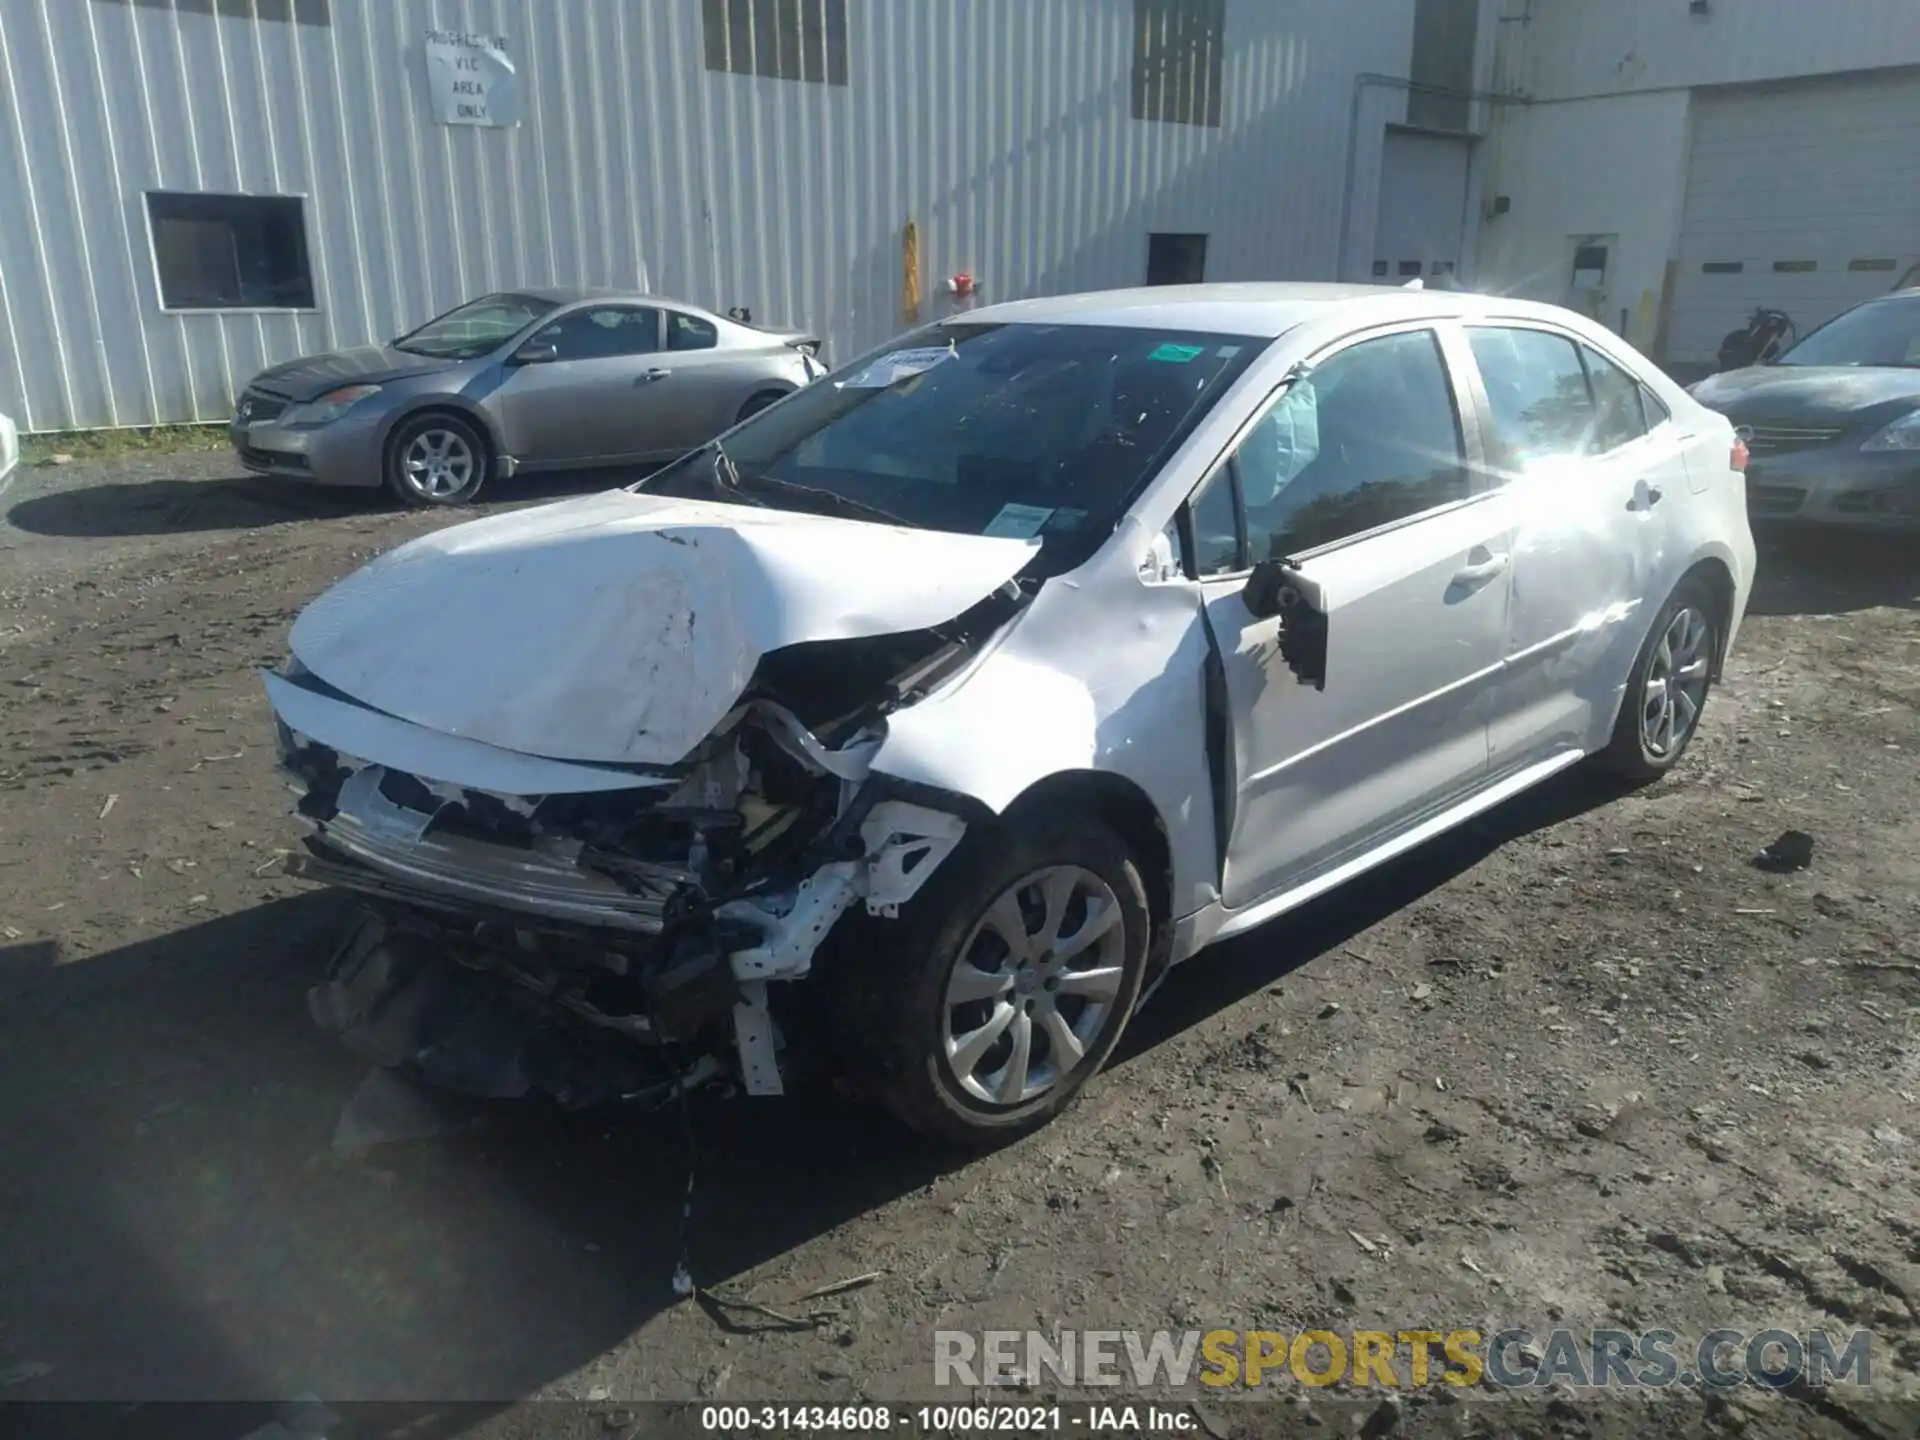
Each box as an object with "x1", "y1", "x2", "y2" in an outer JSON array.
[
  {"x1": 835, "y1": 346, "x2": 955, "y2": 389},
  {"x1": 424, "y1": 29, "x2": 520, "y2": 127}
]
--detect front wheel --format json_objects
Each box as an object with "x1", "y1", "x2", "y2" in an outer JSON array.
[
  {"x1": 1596, "y1": 576, "x2": 1720, "y2": 781},
  {"x1": 829, "y1": 815, "x2": 1150, "y2": 1145},
  {"x1": 384, "y1": 412, "x2": 490, "y2": 507}
]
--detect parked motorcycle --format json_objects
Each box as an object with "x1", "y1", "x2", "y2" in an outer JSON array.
[{"x1": 1716, "y1": 307, "x2": 1795, "y2": 371}]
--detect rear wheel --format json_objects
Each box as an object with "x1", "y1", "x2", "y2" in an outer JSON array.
[
  {"x1": 736, "y1": 389, "x2": 786, "y2": 423},
  {"x1": 830, "y1": 814, "x2": 1150, "y2": 1145},
  {"x1": 1597, "y1": 575, "x2": 1720, "y2": 781},
  {"x1": 384, "y1": 412, "x2": 490, "y2": 507}
]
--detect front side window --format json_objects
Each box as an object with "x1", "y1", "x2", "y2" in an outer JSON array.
[
  {"x1": 638, "y1": 322, "x2": 1262, "y2": 576},
  {"x1": 1234, "y1": 329, "x2": 1467, "y2": 561},
  {"x1": 394, "y1": 293, "x2": 559, "y2": 360},
  {"x1": 533, "y1": 307, "x2": 662, "y2": 361},
  {"x1": 147, "y1": 192, "x2": 313, "y2": 310},
  {"x1": 1466, "y1": 326, "x2": 1595, "y2": 475},
  {"x1": 1185, "y1": 466, "x2": 1241, "y2": 576}
]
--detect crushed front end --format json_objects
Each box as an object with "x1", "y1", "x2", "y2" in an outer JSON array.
[{"x1": 268, "y1": 608, "x2": 1009, "y2": 1109}]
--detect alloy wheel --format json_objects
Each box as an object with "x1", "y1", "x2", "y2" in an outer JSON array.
[
  {"x1": 402, "y1": 428, "x2": 476, "y2": 499},
  {"x1": 1641, "y1": 605, "x2": 1712, "y2": 758},
  {"x1": 940, "y1": 865, "x2": 1127, "y2": 1107}
]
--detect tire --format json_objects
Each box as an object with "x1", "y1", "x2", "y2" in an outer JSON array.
[
  {"x1": 1596, "y1": 574, "x2": 1721, "y2": 782},
  {"x1": 829, "y1": 813, "x2": 1151, "y2": 1146},
  {"x1": 736, "y1": 389, "x2": 786, "y2": 423},
  {"x1": 384, "y1": 411, "x2": 490, "y2": 507}
]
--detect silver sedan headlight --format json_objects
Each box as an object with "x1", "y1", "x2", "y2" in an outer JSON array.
[{"x1": 286, "y1": 384, "x2": 383, "y2": 426}]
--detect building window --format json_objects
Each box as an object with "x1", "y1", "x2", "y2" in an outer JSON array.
[
  {"x1": 1131, "y1": 0, "x2": 1224, "y2": 128},
  {"x1": 1147, "y1": 233, "x2": 1208, "y2": 285},
  {"x1": 701, "y1": 0, "x2": 849, "y2": 86},
  {"x1": 146, "y1": 192, "x2": 314, "y2": 310},
  {"x1": 93, "y1": 0, "x2": 332, "y2": 24}
]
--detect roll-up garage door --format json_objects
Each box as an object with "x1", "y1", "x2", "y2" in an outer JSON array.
[{"x1": 1667, "y1": 68, "x2": 1920, "y2": 370}]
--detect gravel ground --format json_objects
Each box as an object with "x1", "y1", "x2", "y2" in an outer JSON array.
[{"x1": 0, "y1": 450, "x2": 1916, "y2": 1438}]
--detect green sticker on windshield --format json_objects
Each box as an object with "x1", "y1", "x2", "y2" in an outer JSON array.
[{"x1": 1148, "y1": 343, "x2": 1204, "y2": 363}]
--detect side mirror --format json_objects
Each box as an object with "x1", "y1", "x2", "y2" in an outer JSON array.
[
  {"x1": 1245, "y1": 558, "x2": 1329, "y2": 691},
  {"x1": 512, "y1": 339, "x2": 558, "y2": 365}
]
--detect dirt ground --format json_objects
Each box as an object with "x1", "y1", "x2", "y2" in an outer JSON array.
[{"x1": 1, "y1": 450, "x2": 1916, "y2": 1438}]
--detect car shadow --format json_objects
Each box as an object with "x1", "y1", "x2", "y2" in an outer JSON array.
[
  {"x1": 1119, "y1": 762, "x2": 1633, "y2": 1058},
  {"x1": 5, "y1": 469, "x2": 637, "y2": 541},
  {"x1": 0, "y1": 766, "x2": 1628, "y2": 1406},
  {"x1": 1747, "y1": 528, "x2": 1919, "y2": 617}
]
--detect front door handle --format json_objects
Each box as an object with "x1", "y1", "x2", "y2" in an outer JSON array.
[
  {"x1": 1451, "y1": 552, "x2": 1509, "y2": 586},
  {"x1": 636, "y1": 368, "x2": 670, "y2": 385}
]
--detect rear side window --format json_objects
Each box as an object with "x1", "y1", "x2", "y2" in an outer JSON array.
[
  {"x1": 1466, "y1": 327, "x2": 1594, "y2": 473},
  {"x1": 1581, "y1": 345, "x2": 1649, "y2": 453},
  {"x1": 535, "y1": 306, "x2": 662, "y2": 360},
  {"x1": 1234, "y1": 329, "x2": 1467, "y2": 559},
  {"x1": 668, "y1": 312, "x2": 718, "y2": 351}
]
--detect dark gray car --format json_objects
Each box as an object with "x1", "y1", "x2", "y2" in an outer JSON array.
[
  {"x1": 1689, "y1": 289, "x2": 1920, "y2": 531},
  {"x1": 229, "y1": 288, "x2": 825, "y2": 506}
]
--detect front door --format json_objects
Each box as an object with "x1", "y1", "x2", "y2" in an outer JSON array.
[
  {"x1": 1455, "y1": 323, "x2": 1685, "y2": 771},
  {"x1": 497, "y1": 304, "x2": 674, "y2": 466},
  {"x1": 1192, "y1": 325, "x2": 1511, "y2": 908}
]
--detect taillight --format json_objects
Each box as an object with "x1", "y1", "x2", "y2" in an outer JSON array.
[{"x1": 1729, "y1": 431, "x2": 1749, "y2": 473}]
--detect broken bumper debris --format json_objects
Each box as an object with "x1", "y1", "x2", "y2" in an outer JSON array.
[
  {"x1": 274, "y1": 680, "x2": 972, "y2": 1104},
  {"x1": 262, "y1": 489, "x2": 1033, "y2": 1106}
]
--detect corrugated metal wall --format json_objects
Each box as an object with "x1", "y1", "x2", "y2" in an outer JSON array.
[
  {"x1": 1507, "y1": 0, "x2": 1920, "y2": 100},
  {"x1": 0, "y1": 0, "x2": 1416, "y2": 431}
]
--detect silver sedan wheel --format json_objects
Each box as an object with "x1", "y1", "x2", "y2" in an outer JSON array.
[
  {"x1": 401, "y1": 428, "x2": 477, "y2": 499},
  {"x1": 941, "y1": 865, "x2": 1127, "y2": 1107},
  {"x1": 1641, "y1": 605, "x2": 1712, "y2": 758}
]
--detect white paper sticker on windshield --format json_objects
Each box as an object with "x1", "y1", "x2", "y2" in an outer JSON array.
[
  {"x1": 836, "y1": 346, "x2": 955, "y2": 390},
  {"x1": 982, "y1": 502, "x2": 1056, "y2": 539}
]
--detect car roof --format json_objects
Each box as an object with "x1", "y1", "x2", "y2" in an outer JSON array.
[
  {"x1": 959, "y1": 282, "x2": 1591, "y2": 338},
  {"x1": 517, "y1": 285, "x2": 710, "y2": 312}
]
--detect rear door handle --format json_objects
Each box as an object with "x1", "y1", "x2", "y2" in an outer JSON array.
[
  {"x1": 636, "y1": 369, "x2": 670, "y2": 385},
  {"x1": 1451, "y1": 553, "x2": 1509, "y2": 585}
]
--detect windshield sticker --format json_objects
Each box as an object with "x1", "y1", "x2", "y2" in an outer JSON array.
[
  {"x1": 1216, "y1": 345, "x2": 1242, "y2": 358},
  {"x1": 982, "y1": 502, "x2": 1057, "y2": 539},
  {"x1": 1148, "y1": 342, "x2": 1205, "y2": 364},
  {"x1": 836, "y1": 345, "x2": 955, "y2": 389}
]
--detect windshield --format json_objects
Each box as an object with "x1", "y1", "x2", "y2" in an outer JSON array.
[
  {"x1": 1777, "y1": 297, "x2": 1920, "y2": 368},
  {"x1": 394, "y1": 293, "x2": 559, "y2": 360},
  {"x1": 636, "y1": 321, "x2": 1263, "y2": 574}
]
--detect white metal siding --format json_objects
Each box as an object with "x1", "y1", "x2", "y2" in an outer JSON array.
[
  {"x1": 1667, "y1": 69, "x2": 1920, "y2": 367},
  {"x1": 1508, "y1": 0, "x2": 1920, "y2": 101},
  {"x1": 0, "y1": 0, "x2": 1417, "y2": 431}
]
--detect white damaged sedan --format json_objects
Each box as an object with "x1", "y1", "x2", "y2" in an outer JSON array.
[{"x1": 267, "y1": 283, "x2": 1756, "y2": 1142}]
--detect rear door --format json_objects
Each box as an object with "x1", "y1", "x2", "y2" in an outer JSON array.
[
  {"x1": 649, "y1": 309, "x2": 774, "y2": 453},
  {"x1": 1192, "y1": 323, "x2": 1513, "y2": 907},
  {"x1": 1457, "y1": 324, "x2": 1687, "y2": 770},
  {"x1": 496, "y1": 305, "x2": 673, "y2": 465}
]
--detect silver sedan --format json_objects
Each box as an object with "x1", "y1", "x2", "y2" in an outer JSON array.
[{"x1": 228, "y1": 287, "x2": 825, "y2": 505}]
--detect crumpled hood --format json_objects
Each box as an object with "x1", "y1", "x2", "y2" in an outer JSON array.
[
  {"x1": 286, "y1": 489, "x2": 1037, "y2": 767},
  {"x1": 250, "y1": 345, "x2": 460, "y2": 401},
  {"x1": 1691, "y1": 365, "x2": 1920, "y2": 424}
]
